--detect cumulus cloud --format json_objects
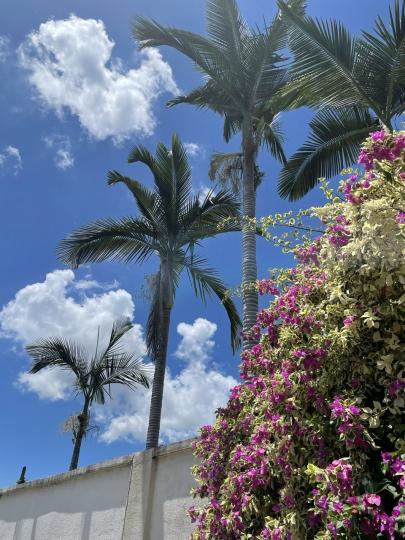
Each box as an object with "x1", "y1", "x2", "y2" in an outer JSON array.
[
  {"x1": 0, "y1": 36, "x2": 10, "y2": 63},
  {"x1": 0, "y1": 145, "x2": 22, "y2": 175},
  {"x1": 19, "y1": 15, "x2": 179, "y2": 142},
  {"x1": 0, "y1": 272, "x2": 235, "y2": 444},
  {"x1": 0, "y1": 269, "x2": 146, "y2": 400},
  {"x1": 99, "y1": 318, "x2": 236, "y2": 444},
  {"x1": 44, "y1": 134, "x2": 74, "y2": 170}
]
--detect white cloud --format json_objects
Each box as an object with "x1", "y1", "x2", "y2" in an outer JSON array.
[
  {"x1": 19, "y1": 15, "x2": 179, "y2": 142},
  {"x1": 184, "y1": 142, "x2": 204, "y2": 159},
  {"x1": 18, "y1": 369, "x2": 73, "y2": 401},
  {"x1": 0, "y1": 145, "x2": 22, "y2": 175},
  {"x1": 175, "y1": 318, "x2": 216, "y2": 363},
  {"x1": 0, "y1": 269, "x2": 146, "y2": 400},
  {"x1": 0, "y1": 36, "x2": 10, "y2": 63},
  {"x1": 44, "y1": 134, "x2": 74, "y2": 170},
  {"x1": 0, "y1": 272, "x2": 235, "y2": 445},
  {"x1": 99, "y1": 318, "x2": 236, "y2": 444}
]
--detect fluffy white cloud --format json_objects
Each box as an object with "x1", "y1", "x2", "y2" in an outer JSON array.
[
  {"x1": 184, "y1": 142, "x2": 204, "y2": 159},
  {"x1": 0, "y1": 269, "x2": 146, "y2": 400},
  {"x1": 0, "y1": 272, "x2": 235, "y2": 445},
  {"x1": 19, "y1": 15, "x2": 179, "y2": 142},
  {"x1": 175, "y1": 318, "x2": 216, "y2": 363},
  {"x1": 0, "y1": 145, "x2": 22, "y2": 175},
  {"x1": 0, "y1": 36, "x2": 10, "y2": 63},
  {"x1": 99, "y1": 318, "x2": 236, "y2": 444},
  {"x1": 44, "y1": 135, "x2": 74, "y2": 170}
]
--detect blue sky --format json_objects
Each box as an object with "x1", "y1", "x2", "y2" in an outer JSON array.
[{"x1": 0, "y1": 0, "x2": 390, "y2": 486}]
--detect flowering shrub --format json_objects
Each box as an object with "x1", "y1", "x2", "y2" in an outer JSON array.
[{"x1": 189, "y1": 131, "x2": 405, "y2": 539}]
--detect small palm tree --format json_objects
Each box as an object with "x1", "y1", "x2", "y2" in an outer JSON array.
[
  {"x1": 25, "y1": 318, "x2": 151, "y2": 470},
  {"x1": 277, "y1": 0, "x2": 405, "y2": 200},
  {"x1": 58, "y1": 134, "x2": 241, "y2": 449},
  {"x1": 133, "y1": 0, "x2": 303, "y2": 343}
]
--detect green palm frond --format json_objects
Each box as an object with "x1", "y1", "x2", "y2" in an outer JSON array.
[
  {"x1": 98, "y1": 355, "x2": 151, "y2": 394},
  {"x1": 256, "y1": 113, "x2": 286, "y2": 165},
  {"x1": 360, "y1": 0, "x2": 405, "y2": 121},
  {"x1": 26, "y1": 338, "x2": 88, "y2": 387},
  {"x1": 107, "y1": 171, "x2": 162, "y2": 226},
  {"x1": 134, "y1": 18, "x2": 237, "y2": 99},
  {"x1": 183, "y1": 255, "x2": 241, "y2": 352},
  {"x1": 58, "y1": 217, "x2": 158, "y2": 267},
  {"x1": 277, "y1": 1, "x2": 377, "y2": 110},
  {"x1": 278, "y1": 107, "x2": 379, "y2": 200},
  {"x1": 206, "y1": 0, "x2": 247, "y2": 62}
]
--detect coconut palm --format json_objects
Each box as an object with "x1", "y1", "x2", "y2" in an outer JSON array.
[
  {"x1": 58, "y1": 134, "x2": 241, "y2": 449},
  {"x1": 133, "y1": 0, "x2": 303, "y2": 344},
  {"x1": 277, "y1": 0, "x2": 405, "y2": 200},
  {"x1": 25, "y1": 318, "x2": 151, "y2": 470}
]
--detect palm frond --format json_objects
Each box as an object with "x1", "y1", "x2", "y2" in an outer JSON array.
[
  {"x1": 97, "y1": 354, "x2": 151, "y2": 398},
  {"x1": 134, "y1": 18, "x2": 238, "y2": 99},
  {"x1": 183, "y1": 255, "x2": 241, "y2": 352},
  {"x1": 277, "y1": 1, "x2": 377, "y2": 110},
  {"x1": 360, "y1": 0, "x2": 405, "y2": 121},
  {"x1": 107, "y1": 170, "x2": 162, "y2": 228},
  {"x1": 26, "y1": 337, "x2": 88, "y2": 387},
  {"x1": 58, "y1": 217, "x2": 158, "y2": 268},
  {"x1": 278, "y1": 107, "x2": 379, "y2": 200}
]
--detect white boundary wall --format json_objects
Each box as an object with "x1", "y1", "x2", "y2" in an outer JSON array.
[{"x1": 0, "y1": 439, "x2": 199, "y2": 540}]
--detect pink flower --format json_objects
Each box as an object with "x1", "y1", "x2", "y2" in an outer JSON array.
[
  {"x1": 363, "y1": 493, "x2": 381, "y2": 507},
  {"x1": 396, "y1": 212, "x2": 405, "y2": 224}
]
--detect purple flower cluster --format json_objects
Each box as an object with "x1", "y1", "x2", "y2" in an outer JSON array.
[
  {"x1": 326, "y1": 215, "x2": 351, "y2": 248},
  {"x1": 358, "y1": 130, "x2": 405, "y2": 171}
]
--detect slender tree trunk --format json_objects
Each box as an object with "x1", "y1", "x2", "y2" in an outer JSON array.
[
  {"x1": 241, "y1": 120, "x2": 259, "y2": 349},
  {"x1": 146, "y1": 262, "x2": 173, "y2": 449},
  {"x1": 69, "y1": 399, "x2": 89, "y2": 471},
  {"x1": 145, "y1": 305, "x2": 172, "y2": 449}
]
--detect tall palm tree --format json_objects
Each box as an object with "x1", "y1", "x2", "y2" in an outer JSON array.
[
  {"x1": 25, "y1": 318, "x2": 151, "y2": 470},
  {"x1": 58, "y1": 134, "x2": 241, "y2": 449},
  {"x1": 277, "y1": 0, "x2": 405, "y2": 200},
  {"x1": 133, "y1": 0, "x2": 299, "y2": 344}
]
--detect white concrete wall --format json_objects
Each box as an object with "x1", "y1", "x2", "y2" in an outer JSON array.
[{"x1": 0, "y1": 440, "x2": 198, "y2": 540}]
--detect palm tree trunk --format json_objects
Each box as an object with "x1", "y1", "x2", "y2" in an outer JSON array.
[
  {"x1": 241, "y1": 120, "x2": 258, "y2": 348},
  {"x1": 146, "y1": 262, "x2": 173, "y2": 449},
  {"x1": 146, "y1": 305, "x2": 172, "y2": 449},
  {"x1": 69, "y1": 399, "x2": 89, "y2": 471}
]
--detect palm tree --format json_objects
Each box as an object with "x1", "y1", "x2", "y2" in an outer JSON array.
[
  {"x1": 58, "y1": 134, "x2": 241, "y2": 449},
  {"x1": 25, "y1": 318, "x2": 151, "y2": 470},
  {"x1": 277, "y1": 0, "x2": 405, "y2": 200},
  {"x1": 133, "y1": 0, "x2": 299, "y2": 344}
]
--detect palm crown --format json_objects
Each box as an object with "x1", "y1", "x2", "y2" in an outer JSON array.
[
  {"x1": 26, "y1": 318, "x2": 150, "y2": 469},
  {"x1": 277, "y1": 0, "x2": 405, "y2": 200},
  {"x1": 135, "y1": 0, "x2": 288, "y2": 156},
  {"x1": 58, "y1": 134, "x2": 241, "y2": 353}
]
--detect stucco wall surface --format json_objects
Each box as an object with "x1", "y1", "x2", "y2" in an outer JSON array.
[
  {"x1": 0, "y1": 440, "x2": 198, "y2": 540},
  {"x1": 0, "y1": 457, "x2": 132, "y2": 540}
]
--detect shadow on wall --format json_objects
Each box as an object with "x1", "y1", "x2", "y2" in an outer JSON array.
[{"x1": 0, "y1": 460, "x2": 131, "y2": 540}]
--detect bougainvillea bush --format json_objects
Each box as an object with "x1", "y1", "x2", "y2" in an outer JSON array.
[{"x1": 189, "y1": 131, "x2": 405, "y2": 539}]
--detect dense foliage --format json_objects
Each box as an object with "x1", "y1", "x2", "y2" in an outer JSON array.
[{"x1": 190, "y1": 131, "x2": 405, "y2": 539}]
